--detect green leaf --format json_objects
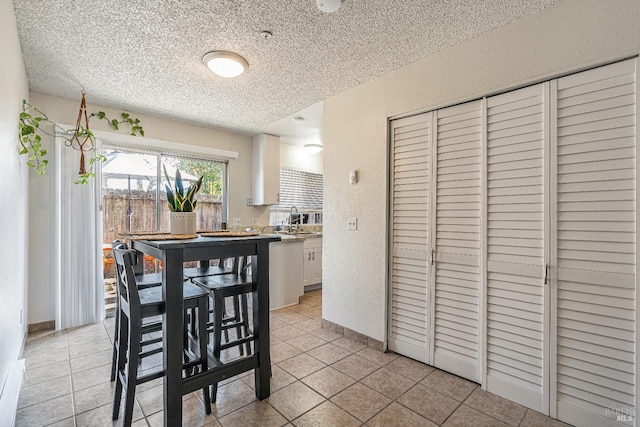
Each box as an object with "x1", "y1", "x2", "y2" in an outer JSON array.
[
  {"x1": 175, "y1": 168, "x2": 184, "y2": 196},
  {"x1": 98, "y1": 111, "x2": 106, "y2": 119},
  {"x1": 164, "y1": 183, "x2": 176, "y2": 212}
]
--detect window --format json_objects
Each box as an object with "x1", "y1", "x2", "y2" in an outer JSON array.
[
  {"x1": 101, "y1": 147, "x2": 227, "y2": 245},
  {"x1": 270, "y1": 166, "x2": 323, "y2": 225}
]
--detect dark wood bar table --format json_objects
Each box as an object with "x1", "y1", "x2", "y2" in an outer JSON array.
[{"x1": 131, "y1": 234, "x2": 281, "y2": 426}]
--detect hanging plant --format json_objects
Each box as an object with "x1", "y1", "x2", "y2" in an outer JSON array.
[{"x1": 18, "y1": 91, "x2": 144, "y2": 184}]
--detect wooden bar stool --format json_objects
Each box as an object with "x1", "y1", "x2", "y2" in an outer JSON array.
[
  {"x1": 111, "y1": 246, "x2": 212, "y2": 426},
  {"x1": 191, "y1": 266, "x2": 255, "y2": 401}
]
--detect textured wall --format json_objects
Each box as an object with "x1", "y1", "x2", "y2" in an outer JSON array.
[
  {"x1": 0, "y1": 0, "x2": 29, "y2": 400},
  {"x1": 323, "y1": 0, "x2": 640, "y2": 341},
  {"x1": 280, "y1": 143, "x2": 324, "y2": 174},
  {"x1": 27, "y1": 91, "x2": 260, "y2": 323}
]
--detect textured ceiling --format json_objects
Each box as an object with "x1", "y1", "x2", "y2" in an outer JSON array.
[{"x1": 13, "y1": 0, "x2": 562, "y2": 140}]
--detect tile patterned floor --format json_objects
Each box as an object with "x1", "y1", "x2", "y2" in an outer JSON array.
[{"x1": 17, "y1": 290, "x2": 570, "y2": 426}]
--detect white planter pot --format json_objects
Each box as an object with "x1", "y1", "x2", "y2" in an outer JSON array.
[{"x1": 170, "y1": 212, "x2": 196, "y2": 235}]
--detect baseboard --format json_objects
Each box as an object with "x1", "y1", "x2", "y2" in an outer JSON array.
[
  {"x1": 0, "y1": 359, "x2": 25, "y2": 427},
  {"x1": 27, "y1": 320, "x2": 55, "y2": 334},
  {"x1": 321, "y1": 319, "x2": 384, "y2": 351}
]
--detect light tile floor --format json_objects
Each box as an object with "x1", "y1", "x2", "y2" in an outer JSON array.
[{"x1": 17, "y1": 290, "x2": 571, "y2": 426}]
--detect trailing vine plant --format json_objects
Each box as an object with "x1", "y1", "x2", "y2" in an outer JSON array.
[{"x1": 19, "y1": 91, "x2": 144, "y2": 184}]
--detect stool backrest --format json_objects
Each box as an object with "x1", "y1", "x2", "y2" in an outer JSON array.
[{"x1": 113, "y1": 246, "x2": 142, "y2": 320}]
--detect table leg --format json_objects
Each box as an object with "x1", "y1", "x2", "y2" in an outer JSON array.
[
  {"x1": 163, "y1": 249, "x2": 184, "y2": 426},
  {"x1": 252, "y1": 243, "x2": 271, "y2": 399}
]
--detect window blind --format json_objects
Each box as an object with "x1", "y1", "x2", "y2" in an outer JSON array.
[{"x1": 278, "y1": 167, "x2": 323, "y2": 209}]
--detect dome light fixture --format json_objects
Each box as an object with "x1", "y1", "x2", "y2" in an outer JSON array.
[
  {"x1": 304, "y1": 143, "x2": 324, "y2": 154},
  {"x1": 203, "y1": 51, "x2": 248, "y2": 78}
]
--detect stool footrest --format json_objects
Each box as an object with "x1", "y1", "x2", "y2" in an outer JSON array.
[
  {"x1": 140, "y1": 346, "x2": 163, "y2": 359},
  {"x1": 219, "y1": 335, "x2": 254, "y2": 351}
]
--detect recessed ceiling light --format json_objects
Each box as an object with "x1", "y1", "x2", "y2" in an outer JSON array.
[
  {"x1": 203, "y1": 51, "x2": 248, "y2": 78},
  {"x1": 304, "y1": 143, "x2": 323, "y2": 154},
  {"x1": 259, "y1": 31, "x2": 273, "y2": 39},
  {"x1": 292, "y1": 116, "x2": 305, "y2": 123}
]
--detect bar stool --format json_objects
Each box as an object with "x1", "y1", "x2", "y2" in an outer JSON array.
[
  {"x1": 110, "y1": 241, "x2": 163, "y2": 382},
  {"x1": 112, "y1": 246, "x2": 212, "y2": 426},
  {"x1": 191, "y1": 264, "x2": 255, "y2": 400},
  {"x1": 186, "y1": 257, "x2": 252, "y2": 356}
]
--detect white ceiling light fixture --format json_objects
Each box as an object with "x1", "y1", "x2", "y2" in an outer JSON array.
[
  {"x1": 304, "y1": 143, "x2": 324, "y2": 154},
  {"x1": 203, "y1": 51, "x2": 248, "y2": 78},
  {"x1": 317, "y1": 0, "x2": 341, "y2": 13}
]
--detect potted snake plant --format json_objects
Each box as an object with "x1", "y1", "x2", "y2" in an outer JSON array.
[{"x1": 163, "y1": 165, "x2": 204, "y2": 234}]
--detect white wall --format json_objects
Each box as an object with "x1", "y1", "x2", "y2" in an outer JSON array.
[
  {"x1": 27, "y1": 91, "x2": 263, "y2": 323},
  {"x1": 323, "y1": 0, "x2": 640, "y2": 341},
  {"x1": 280, "y1": 143, "x2": 324, "y2": 174},
  {"x1": 0, "y1": 0, "x2": 29, "y2": 399}
]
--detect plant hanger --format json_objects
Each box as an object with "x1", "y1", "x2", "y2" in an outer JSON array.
[{"x1": 19, "y1": 90, "x2": 144, "y2": 184}]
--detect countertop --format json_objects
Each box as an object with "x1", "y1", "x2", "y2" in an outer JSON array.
[{"x1": 264, "y1": 233, "x2": 322, "y2": 243}]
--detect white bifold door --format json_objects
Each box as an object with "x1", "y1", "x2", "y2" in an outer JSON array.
[
  {"x1": 485, "y1": 82, "x2": 549, "y2": 412},
  {"x1": 552, "y1": 59, "x2": 637, "y2": 426},
  {"x1": 388, "y1": 58, "x2": 638, "y2": 426},
  {"x1": 388, "y1": 101, "x2": 483, "y2": 382},
  {"x1": 388, "y1": 113, "x2": 433, "y2": 363}
]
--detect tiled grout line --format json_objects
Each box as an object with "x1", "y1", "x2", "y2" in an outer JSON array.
[{"x1": 20, "y1": 292, "x2": 563, "y2": 427}]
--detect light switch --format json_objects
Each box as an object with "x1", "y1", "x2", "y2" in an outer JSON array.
[{"x1": 347, "y1": 217, "x2": 357, "y2": 231}]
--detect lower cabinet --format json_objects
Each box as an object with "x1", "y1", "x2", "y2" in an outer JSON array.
[
  {"x1": 303, "y1": 237, "x2": 322, "y2": 288},
  {"x1": 269, "y1": 240, "x2": 304, "y2": 310}
]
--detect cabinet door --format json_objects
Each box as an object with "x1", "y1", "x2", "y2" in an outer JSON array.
[
  {"x1": 311, "y1": 248, "x2": 322, "y2": 284},
  {"x1": 433, "y1": 100, "x2": 482, "y2": 382},
  {"x1": 388, "y1": 113, "x2": 433, "y2": 363},
  {"x1": 486, "y1": 83, "x2": 548, "y2": 412},
  {"x1": 303, "y1": 248, "x2": 311, "y2": 287},
  {"x1": 552, "y1": 58, "x2": 637, "y2": 426},
  {"x1": 252, "y1": 134, "x2": 280, "y2": 205}
]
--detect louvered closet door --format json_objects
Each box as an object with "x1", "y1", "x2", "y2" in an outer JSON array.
[
  {"x1": 433, "y1": 101, "x2": 482, "y2": 381},
  {"x1": 486, "y1": 83, "x2": 548, "y2": 412},
  {"x1": 553, "y1": 58, "x2": 637, "y2": 427},
  {"x1": 388, "y1": 113, "x2": 433, "y2": 363}
]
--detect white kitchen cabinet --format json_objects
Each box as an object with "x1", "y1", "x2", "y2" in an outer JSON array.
[
  {"x1": 303, "y1": 237, "x2": 322, "y2": 289},
  {"x1": 252, "y1": 134, "x2": 280, "y2": 205},
  {"x1": 269, "y1": 240, "x2": 304, "y2": 310}
]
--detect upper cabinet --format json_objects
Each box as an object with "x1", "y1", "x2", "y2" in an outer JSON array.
[{"x1": 252, "y1": 134, "x2": 280, "y2": 205}]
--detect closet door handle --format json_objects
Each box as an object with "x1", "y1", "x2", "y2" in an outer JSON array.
[
  {"x1": 544, "y1": 263, "x2": 550, "y2": 285},
  {"x1": 312, "y1": 251, "x2": 315, "y2": 261},
  {"x1": 431, "y1": 249, "x2": 435, "y2": 266}
]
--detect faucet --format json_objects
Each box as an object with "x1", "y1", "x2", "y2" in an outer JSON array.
[{"x1": 289, "y1": 206, "x2": 299, "y2": 234}]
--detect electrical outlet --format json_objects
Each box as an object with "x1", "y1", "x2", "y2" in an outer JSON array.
[
  {"x1": 347, "y1": 217, "x2": 358, "y2": 231},
  {"x1": 232, "y1": 218, "x2": 241, "y2": 226},
  {"x1": 252, "y1": 218, "x2": 259, "y2": 226},
  {"x1": 247, "y1": 198, "x2": 252, "y2": 206}
]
